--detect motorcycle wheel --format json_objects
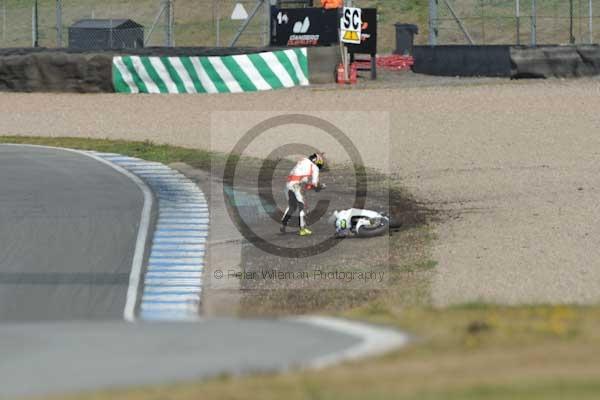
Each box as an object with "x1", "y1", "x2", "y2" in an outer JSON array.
[{"x1": 356, "y1": 218, "x2": 389, "y2": 238}]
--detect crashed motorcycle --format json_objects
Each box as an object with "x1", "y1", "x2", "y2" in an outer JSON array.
[{"x1": 332, "y1": 208, "x2": 390, "y2": 238}]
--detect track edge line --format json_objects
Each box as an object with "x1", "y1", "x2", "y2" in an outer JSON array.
[
  {"x1": 0, "y1": 144, "x2": 153, "y2": 322},
  {"x1": 290, "y1": 316, "x2": 410, "y2": 369}
]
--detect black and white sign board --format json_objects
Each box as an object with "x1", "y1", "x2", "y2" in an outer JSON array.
[
  {"x1": 340, "y1": 7, "x2": 361, "y2": 45},
  {"x1": 270, "y1": 7, "x2": 339, "y2": 47}
]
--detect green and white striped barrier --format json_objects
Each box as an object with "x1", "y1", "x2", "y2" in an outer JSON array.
[{"x1": 112, "y1": 48, "x2": 309, "y2": 94}]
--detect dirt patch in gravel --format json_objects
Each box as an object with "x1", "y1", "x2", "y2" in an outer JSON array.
[{"x1": 191, "y1": 156, "x2": 433, "y2": 316}]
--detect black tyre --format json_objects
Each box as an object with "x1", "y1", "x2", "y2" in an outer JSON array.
[{"x1": 356, "y1": 218, "x2": 389, "y2": 238}]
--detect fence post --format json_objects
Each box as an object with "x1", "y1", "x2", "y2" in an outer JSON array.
[
  {"x1": 2, "y1": 0, "x2": 6, "y2": 44},
  {"x1": 480, "y1": 0, "x2": 486, "y2": 44},
  {"x1": 429, "y1": 0, "x2": 438, "y2": 45},
  {"x1": 589, "y1": 0, "x2": 593, "y2": 43},
  {"x1": 163, "y1": 0, "x2": 173, "y2": 47},
  {"x1": 32, "y1": 0, "x2": 38, "y2": 47},
  {"x1": 56, "y1": 0, "x2": 62, "y2": 47},
  {"x1": 569, "y1": 0, "x2": 575, "y2": 44},
  {"x1": 531, "y1": 0, "x2": 536, "y2": 46},
  {"x1": 264, "y1": 0, "x2": 270, "y2": 45},
  {"x1": 516, "y1": 0, "x2": 520, "y2": 45}
]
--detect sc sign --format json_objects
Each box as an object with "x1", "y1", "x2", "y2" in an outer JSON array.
[{"x1": 340, "y1": 7, "x2": 361, "y2": 44}]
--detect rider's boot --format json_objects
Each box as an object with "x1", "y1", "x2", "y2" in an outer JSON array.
[{"x1": 299, "y1": 227, "x2": 312, "y2": 236}]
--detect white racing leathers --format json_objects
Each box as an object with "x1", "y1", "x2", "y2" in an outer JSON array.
[{"x1": 281, "y1": 158, "x2": 319, "y2": 229}]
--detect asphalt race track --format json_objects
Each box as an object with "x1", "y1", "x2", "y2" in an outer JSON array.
[
  {"x1": 0, "y1": 145, "x2": 406, "y2": 399},
  {"x1": 0, "y1": 145, "x2": 143, "y2": 321},
  {"x1": 0, "y1": 319, "x2": 362, "y2": 398}
]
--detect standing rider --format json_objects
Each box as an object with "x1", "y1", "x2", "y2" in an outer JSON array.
[{"x1": 280, "y1": 153, "x2": 325, "y2": 236}]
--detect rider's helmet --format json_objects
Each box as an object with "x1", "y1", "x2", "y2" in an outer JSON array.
[{"x1": 309, "y1": 153, "x2": 325, "y2": 170}]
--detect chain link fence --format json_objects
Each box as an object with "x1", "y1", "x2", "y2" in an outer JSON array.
[
  {"x1": 431, "y1": 0, "x2": 600, "y2": 45},
  {"x1": 1, "y1": 1, "x2": 599, "y2": 50},
  {"x1": 0, "y1": 0, "x2": 270, "y2": 49}
]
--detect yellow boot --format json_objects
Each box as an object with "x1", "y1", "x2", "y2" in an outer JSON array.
[{"x1": 298, "y1": 227, "x2": 313, "y2": 236}]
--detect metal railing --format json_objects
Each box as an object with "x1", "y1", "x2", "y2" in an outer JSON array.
[
  {"x1": 2, "y1": 1, "x2": 599, "y2": 51},
  {"x1": 428, "y1": 0, "x2": 600, "y2": 46}
]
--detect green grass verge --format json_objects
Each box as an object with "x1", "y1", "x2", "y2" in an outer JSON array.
[
  {"x1": 0, "y1": 136, "x2": 216, "y2": 168},
  {"x1": 46, "y1": 305, "x2": 600, "y2": 400}
]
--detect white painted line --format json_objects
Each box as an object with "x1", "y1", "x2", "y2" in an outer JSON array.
[
  {"x1": 149, "y1": 257, "x2": 204, "y2": 264},
  {"x1": 158, "y1": 214, "x2": 210, "y2": 220},
  {"x1": 142, "y1": 294, "x2": 201, "y2": 302},
  {"x1": 143, "y1": 286, "x2": 202, "y2": 294},
  {"x1": 158, "y1": 209, "x2": 208, "y2": 214},
  {"x1": 157, "y1": 189, "x2": 203, "y2": 193},
  {"x1": 158, "y1": 193, "x2": 205, "y2": 198},
  {"x1": 151, "y1": 251, "x2": 205, "y2": 257},
  {"x1": 153, "y1": 236, "x2": 207, "y2": 241},
  {"x1": 130, "y1": 171, "x2": 179, "y2": 176},
  {"x1": 134, "y1": 169, "x2": 181, "y2": 173},
  {"x1": 3, "y1": 145, "x2": 153, "y2": 323},
  {"x1": 146, "y1": 271, "x2": 203, "y2": 278},
  {"x1": 147, "y1": 265, "x2": 204, "y2": 272},
  {"x1": 156, "y1": 224, "x2": 208, "y2": 229},
  {"x1": 122, "y1": 162, "x2": 167, "y2": 167},
  {"x1": 156, "y1": 187, "x2": 202, "y2": 191},
  {"x1": 85, "y1": 151, "x2": 122, "y2": 157},
  {"x1": 157, "y1": 219, "x2": 209, "y2": 224},
  {"x1": 93, "y1": 153, "x2": 207, "y2": 322},
  {"x1": 157, "y1": 199, "x2": 207, "y2": 207},
  {"x1": 145, "y1": 278, "x2": 203, "y2": 285},
  {"x1": 152, "y1": 244, "x2": 206, "y2": 250},
  {"x1": 140, "y1": 303, "x2": 198, "y2": 311},
  {"x1": 140, "y1": 312, "x2": 202, "y2": 322},
  {"x1": 127, "y1": 164, "x2": 172, "y2": 169},
  {"x1": 159, "y1": 205, "x2": 209, "y2": 210},
  {"x1": 140, "y1": 177, "x2": 190, "y2": 181},
  {"x1": 292, "y1": 317, "x2": 410, "y2": 369},
  {"x1": 158, "y1": 207, "x2": 208, "y2": 211},
  {"x1": 158, "y1": 194, "x2": 206, "y2": 199},
  {"x1": 157, "y1": 191, "x2": 202, "y2": 195},
  {"x1": 90, "y1": 155, "x2": 153, "y2": 323}
]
